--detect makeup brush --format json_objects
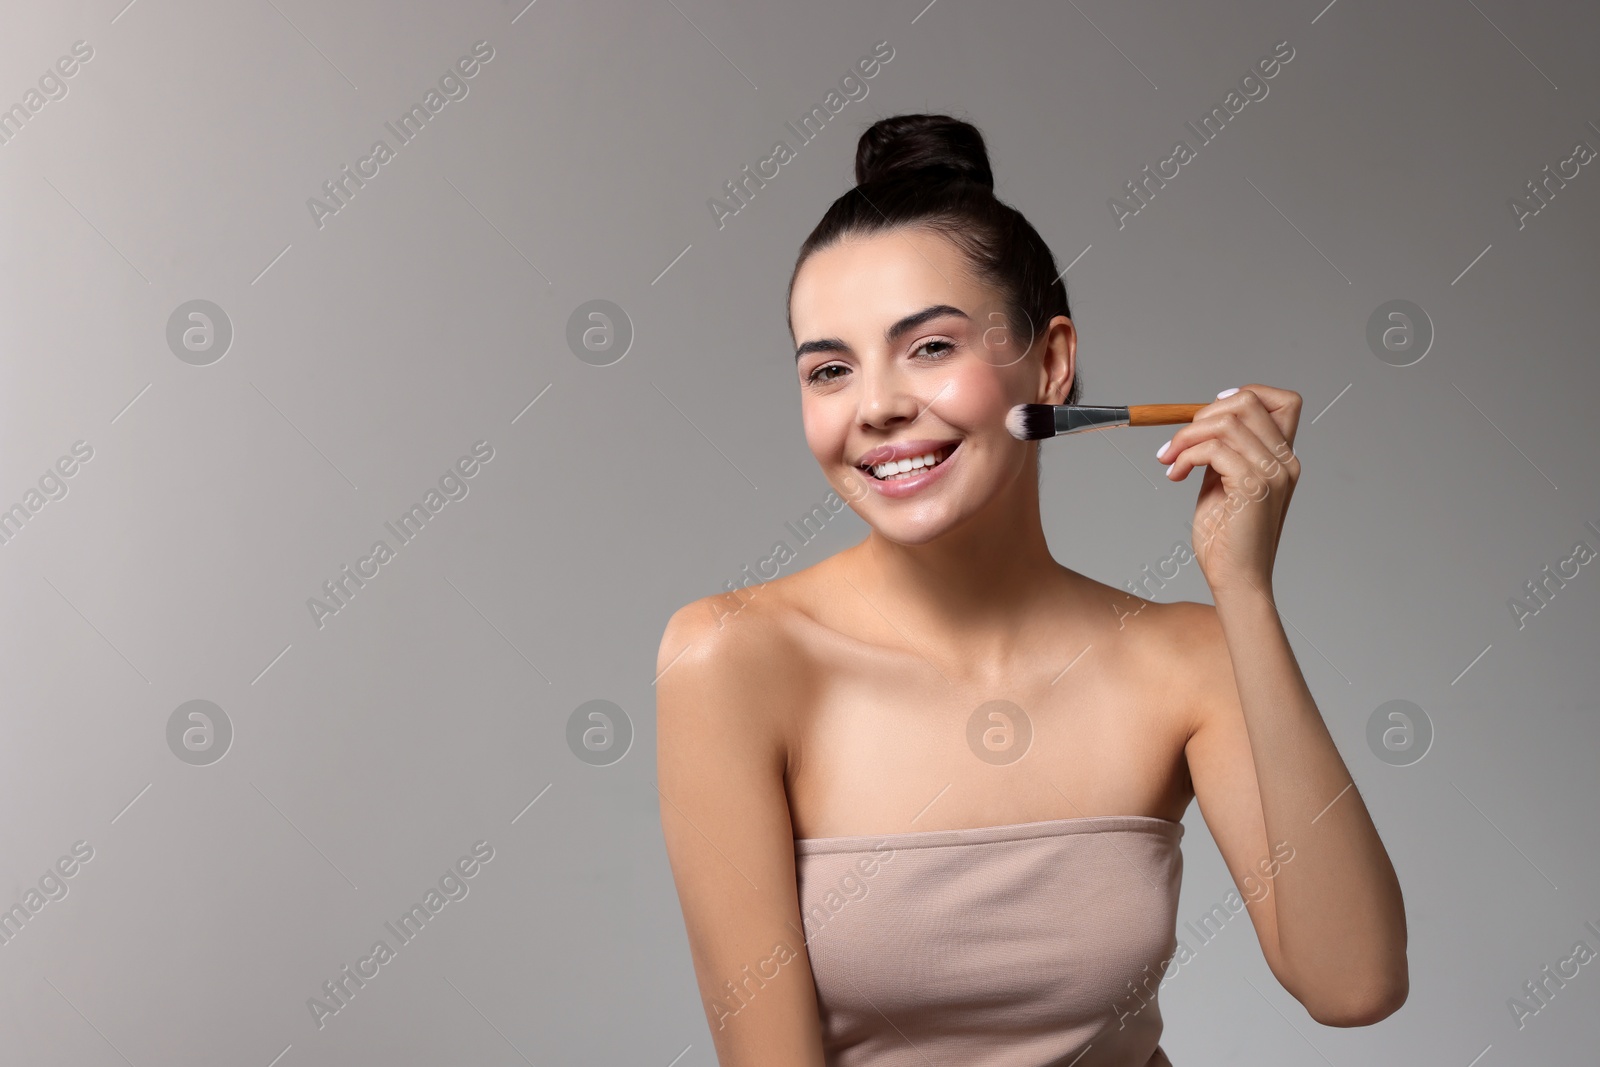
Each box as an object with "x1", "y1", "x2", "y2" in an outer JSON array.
[{"x1": 1006, "y1": 403, "x2": 1208, "y2": 441}]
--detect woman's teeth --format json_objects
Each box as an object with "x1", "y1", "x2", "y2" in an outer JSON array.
[{"x1": 868, "y1": 445, "x2": 953, "y2": 481}]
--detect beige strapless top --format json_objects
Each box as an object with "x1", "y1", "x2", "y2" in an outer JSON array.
[{"x1": 794, "y1": 814, "x2": 1184, "y2": 1066}]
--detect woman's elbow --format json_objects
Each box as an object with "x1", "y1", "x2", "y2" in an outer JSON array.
[{"x1": 1307, "y1": 968, "x2": 1409, "y2": 1027}]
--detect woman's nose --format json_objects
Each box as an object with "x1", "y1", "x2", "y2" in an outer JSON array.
[{"x1": 857, "y1": 362, "x2": 923, "y2": 428}]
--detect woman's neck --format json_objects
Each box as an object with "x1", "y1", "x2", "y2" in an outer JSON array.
[{"x1": 840, "y1": 484, "x2": 1082, "y2": 676}]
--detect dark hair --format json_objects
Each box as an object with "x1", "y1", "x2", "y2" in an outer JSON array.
[{"x1": 787, "y1": 113, "x2": 1079, "y2": 405}]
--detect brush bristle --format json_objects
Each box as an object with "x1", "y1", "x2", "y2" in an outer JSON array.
[{"x1": 1006, "y1": 404, "x2": 1058, "y2": 441}]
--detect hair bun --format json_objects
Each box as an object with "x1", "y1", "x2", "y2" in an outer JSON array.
[{"x1": 854, "y1": 114, "x2": 994, "y2": 190}]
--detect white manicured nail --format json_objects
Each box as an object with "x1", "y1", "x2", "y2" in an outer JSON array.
[
  {"x1": 1156, "y1": 439, "x2": 1171, "y2": 460},
  {"x1": 1217, "y1": 387, "x2": 1240, "y2": 398}
]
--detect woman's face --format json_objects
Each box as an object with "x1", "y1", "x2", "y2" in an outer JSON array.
[{"x1": 789, "y1": 226, "x2": 1074, "y2": 545}]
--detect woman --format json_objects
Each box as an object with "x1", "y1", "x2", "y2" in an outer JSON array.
[{"x1": 657, "y1": 113, "x2": 1407, "y2": 1066}]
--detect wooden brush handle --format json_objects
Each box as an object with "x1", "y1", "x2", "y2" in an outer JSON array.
[{"x1": 1128, "y1": 403, "x2": 1207, "y2": 427}]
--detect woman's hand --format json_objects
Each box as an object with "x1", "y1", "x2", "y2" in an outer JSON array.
[{"x1": 1155, "y1": 384, "x2": 1302, "y2": 596}]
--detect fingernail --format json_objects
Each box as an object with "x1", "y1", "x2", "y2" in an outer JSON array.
[
  {"x1": 1217, "y1": 387, "x2": 1240, "y2": 399},
  {"x1": 1156, "y1": 439, "x2": 1171, "y2": 461}
]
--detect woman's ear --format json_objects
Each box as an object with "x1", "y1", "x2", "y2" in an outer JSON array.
[{"x1": 1039, "y1": 315, "x2": 1076, "y2": 404}]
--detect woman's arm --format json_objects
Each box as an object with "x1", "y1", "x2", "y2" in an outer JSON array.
[
  {"x1": 1180, "y1": 597, "x2": 1409, "y2": 1025},
  {"x1": 1161, "y1": 384, "x2": 1408, "y2": 1025},
  {"x1": 656, "y1": 600, "x2": 828, "y2": 1066}
]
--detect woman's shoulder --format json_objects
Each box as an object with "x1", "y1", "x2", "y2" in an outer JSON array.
[
  {"x1": 1055, "y1": 568, "x2": 1225, "y2": 678},
  {"x1": 656, "y1": 589, "x2": 794, "y2": 681},
  {"x1": 1091, "y1": 585, "x2": 1230, "y2": 738},
  {"x1": 654, "y1": 571, "x2": 831, "y2": 775},
  {"x1": 656, "y1": 555, "x2": 847, "y2": 674},
  {"x1": 656, "y1": 564, "x2": 838, "y2": 698}
]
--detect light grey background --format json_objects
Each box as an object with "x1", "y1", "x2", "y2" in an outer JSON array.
[{"x1": 2, "y1": 0, "x2": 1597, "y2": 1063}]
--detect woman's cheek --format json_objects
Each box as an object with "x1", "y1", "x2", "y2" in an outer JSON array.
[
  {"x1": 800, "y1": 402, "x2": 848, "y2": 465},
  {"x1": 930, "y1": 362, "x2": 1011, "y2": 427}
]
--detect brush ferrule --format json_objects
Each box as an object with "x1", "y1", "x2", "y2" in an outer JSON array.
[{"x1": 1054, "y1": 405, "x2": 1131, "y2": 434}]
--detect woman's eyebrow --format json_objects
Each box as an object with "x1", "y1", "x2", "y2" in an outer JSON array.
[{"x1": 794, "y1": 304, "x2": 970, "y2": 362}]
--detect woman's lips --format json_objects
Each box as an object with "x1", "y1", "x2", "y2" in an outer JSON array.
[{"x1": 860, "y1": 441, "x2": 961, "y2": 499}]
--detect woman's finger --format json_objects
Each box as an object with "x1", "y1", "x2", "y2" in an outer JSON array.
[
  {"x1": 1222, "y1": 384, "x2": 1303, "y2": 452},
  {"x1": 1159, "y1": 412, "x2": 1284, "y2": 488}
]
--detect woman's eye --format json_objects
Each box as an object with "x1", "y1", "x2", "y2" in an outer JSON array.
[{"x1": 806, "y1": 341, "x2": 954, "y2": 385}]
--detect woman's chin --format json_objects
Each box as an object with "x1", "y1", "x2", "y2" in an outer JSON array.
[{"x1": 863, "y1": 507, "x2": 967, "y2": 546}]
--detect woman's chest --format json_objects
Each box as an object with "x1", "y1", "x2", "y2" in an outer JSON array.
[{"x1": 783, "y1": 643, "x2": 1194, "y2": 838}]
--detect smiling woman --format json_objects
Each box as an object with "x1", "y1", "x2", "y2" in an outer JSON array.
[{"x1": 658, "y1": 113, "x2": 1407, "y2": 1066}]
